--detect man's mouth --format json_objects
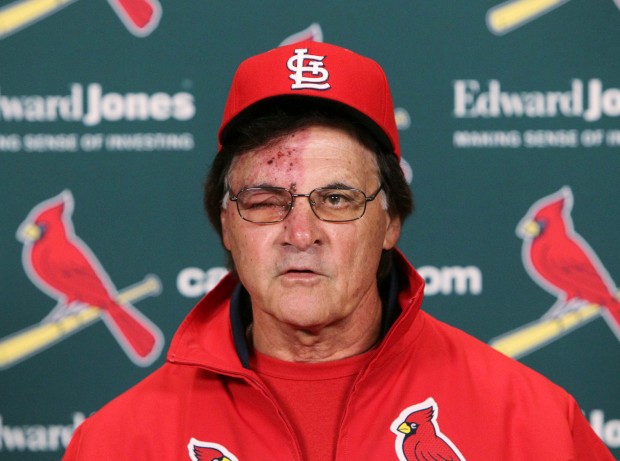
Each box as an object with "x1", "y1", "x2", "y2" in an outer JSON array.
[
  {"x1": 276, "y1": 260, "x2": 326, "y2": 281},
  {"x1": 280, "y1": 268, "x2": 323, "y2": 282}
]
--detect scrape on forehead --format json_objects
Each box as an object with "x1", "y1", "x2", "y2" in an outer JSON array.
[
  {"x1": 226, "y1": 124, "x2": 379, "y2": 192},
  {"x1": 226, "y1": 127, "x2": 317, "y2": 189}
]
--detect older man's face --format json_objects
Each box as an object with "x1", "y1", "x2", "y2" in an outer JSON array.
[{"x1": 221, "y1": 124, "x2": 401, "y2": 334}]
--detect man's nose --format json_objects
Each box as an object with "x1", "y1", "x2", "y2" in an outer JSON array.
[{"x1": 282, "y1": 197, "x2": 323, "y2": 250}]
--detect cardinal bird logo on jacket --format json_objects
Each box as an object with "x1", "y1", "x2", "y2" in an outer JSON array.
[
  {"x1": 187, "y1": 438, "x2": 238, "y2": 461},
  {"x1": 392, "y1": 398, "x2": 466, "y2": 461},
  {"x1": 15, "y1": 190, "x2": 164, "y2": 366},
  {"x1": 517, "y1": 186, "x2": 620, "y2": 342}
]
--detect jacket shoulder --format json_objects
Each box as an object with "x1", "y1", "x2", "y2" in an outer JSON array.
[
  {"x1": 63, "y1": 364, "x2": 191, "y2": 459},
  {"x1": 418, "y1": 311, "x2": 571, "y2": 398}
]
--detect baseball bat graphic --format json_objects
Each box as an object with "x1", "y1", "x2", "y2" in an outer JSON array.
[
  {"x1": 490, "y1": 303, "x2": 601, "y2": 359},
  {"x1": 0, "y1": 274, "x2": 161, "y2": 369},
  {"x1": 486, "y1": 0, "x2": 570, "y2": 35},
  {"x1": 0, "y1": 0, "x2": 78, "y2": 39}
]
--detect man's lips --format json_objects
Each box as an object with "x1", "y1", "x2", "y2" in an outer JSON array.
[
  {"x1": 282, "y1": 268, "x2": 318, "y2": 276},
  {"x1": 275, "y1": 257, "x2": 328, "y2": 280},
  {"x1": 278, "y1": 266, "x2": 325, "y2": 281},
  {"x1": 280, "y1": 271, "x2": 322, "y2": 286}
]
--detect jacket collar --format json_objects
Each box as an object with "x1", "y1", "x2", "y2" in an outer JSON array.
[{"x1": 167, "y1": 249, "x2": 425, "y2": 373}]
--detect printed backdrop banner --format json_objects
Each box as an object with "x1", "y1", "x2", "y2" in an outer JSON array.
[{"x1": 0, "y1": 1, "x2": 619, "y2": 459}]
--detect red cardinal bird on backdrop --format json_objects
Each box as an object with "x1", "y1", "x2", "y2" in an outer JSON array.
[
  {"x1": 279, "y1": 22, "x2": 323, "y2": 46},
  {"x1": 188, "y1": 438, "x2": 237, "y2": 461},
  {"x1": 517, "y1": 186, "x2": 620, "y2": 341},
  {"x1": 17, "y1": 190, "x2": 163, "y2": 365},
  {"x1": 107, "y1": 0, "x2": 162, "y2": 36},
  {"x1": 392, "y1": 398, "x2": 465, "y2": 461}
]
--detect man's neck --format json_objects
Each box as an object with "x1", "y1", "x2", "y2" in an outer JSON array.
[{"x1": 250, "y1": 302, "x2": 382, "y2": 363}]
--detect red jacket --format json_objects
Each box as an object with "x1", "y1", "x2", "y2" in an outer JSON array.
[{"x1": 63, "y1": 252, "x2": 613, "y2": 460}]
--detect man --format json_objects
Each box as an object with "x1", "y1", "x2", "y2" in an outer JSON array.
[{"x1": 64, "y1": 41, "x2": 614, "y2": 460}]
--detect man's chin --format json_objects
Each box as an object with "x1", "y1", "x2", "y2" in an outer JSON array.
[{"x1": 275, "y1": 302, "x2": 335, "y2": 332}]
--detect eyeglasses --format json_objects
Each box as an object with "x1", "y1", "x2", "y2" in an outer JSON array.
[{"x1": 228, "y1": 184, "x2": 383, "y2": 224}]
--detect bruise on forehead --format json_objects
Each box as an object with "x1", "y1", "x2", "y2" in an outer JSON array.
[
  {"x1": 261, "y1": 149, "x2": 298, "y2": 182},
  {"x1": 227, "y1": 125, "x2": 376, "y2": 192},
  {"x1": 228, "y1": 129, "x2": 312, "y2": 189},
  {"x1": 266, "y1": 149, "x2": 294, "y2": 169}
]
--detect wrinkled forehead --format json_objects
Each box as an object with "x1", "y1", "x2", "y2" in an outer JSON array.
[{"x1": 225, "y1": 124, "x2": 380, "y2": 189}]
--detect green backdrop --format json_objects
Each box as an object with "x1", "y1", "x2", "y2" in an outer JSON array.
[{"x1": 1, "y1": 1, "x2": 618, "y2": 459}]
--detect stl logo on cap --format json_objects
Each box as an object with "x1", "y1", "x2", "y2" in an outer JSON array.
[{"x1": 287, "y1": 48, "x2": 331, "y2": 90}]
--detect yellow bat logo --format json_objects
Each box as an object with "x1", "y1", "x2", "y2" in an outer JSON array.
[{"x1": 487, "y1": 0, "x2": 570, "y2": 35}]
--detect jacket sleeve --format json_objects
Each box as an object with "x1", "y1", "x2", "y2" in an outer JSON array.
[
  {"x1": 62, "y1": 417, "x2": 124, "y2": 460},
  {"x1": 62, "y1": 423, "x2": 84, "y2": 461},
  {"x1": 570, "y1": 399, "x2": 615, "y2": 460}
]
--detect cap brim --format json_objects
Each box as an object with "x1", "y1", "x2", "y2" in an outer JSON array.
[{"x1": 219, "y1": 94, "x2": 395, "y2": 157}]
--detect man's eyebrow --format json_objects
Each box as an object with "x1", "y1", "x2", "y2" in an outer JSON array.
[
  {"x1": 243, "y1": 182, "x2": 280, "y2": 189},
  {"x1": 322, "y1": 182, "x2": 356, "y2": 189},
  {"x1": 241, "y1": 182, "x2": 358, "y2": 190}
]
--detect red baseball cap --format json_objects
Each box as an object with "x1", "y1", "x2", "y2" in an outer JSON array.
[{"x1": 218, "y1": 41, "x2": 400, "y2": 159}]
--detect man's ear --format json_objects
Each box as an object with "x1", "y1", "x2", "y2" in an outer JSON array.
[
  {"x1": 383, "y1": 215, "x2": 401, "y2": 250},
  {"x1": 221, "y1": 209, "x2": 232, "y2": 251}
]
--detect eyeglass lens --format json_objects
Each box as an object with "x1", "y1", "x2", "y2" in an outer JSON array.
[{"x1": 235, "y1": 188, "x2": 369, "y2": 223}]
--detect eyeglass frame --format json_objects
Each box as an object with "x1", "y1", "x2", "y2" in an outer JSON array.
[{"x1": 228, "y1": 184, "x2": 384, "y2": 224}]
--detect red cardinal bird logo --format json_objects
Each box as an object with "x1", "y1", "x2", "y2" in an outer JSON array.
[
  {"x1": 517, "y1": 186, "x2": 620, "y2": 341},
  {"x1": 279, "y1": 22, "x2": 323, "y2": 46},
  {"x1": 0, "y1": 0, "x2": 161, "y2": 40},
  {"x1": 392, "y1": 398, "x2": 466, "y2": 461},
  {"x1": 16, "y1": 190, "x2": 164, "y2": 365},
  {"x1": 107, "y1": 0, "x2": 162, "y2": 37},
  {"x1": 187, "y1": 438, "x2": 238, "y2": 461}
]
